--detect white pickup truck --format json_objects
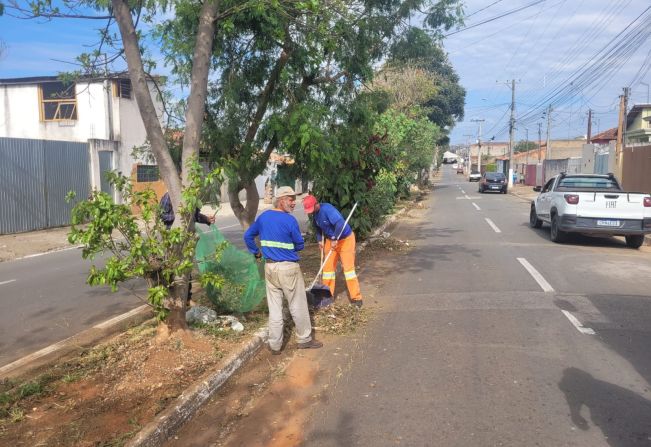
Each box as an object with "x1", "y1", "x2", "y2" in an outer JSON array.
[{"x1": 529, "y1": 173, "x2": 651, "y2": 248}]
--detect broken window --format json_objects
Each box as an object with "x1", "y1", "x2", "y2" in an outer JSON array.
[
  {"x1": 114, "y1": 78, "x2": 132, "y2": 99},
  {"x1": 39, "y1": 82, "x2": 77, "y2": 121}
]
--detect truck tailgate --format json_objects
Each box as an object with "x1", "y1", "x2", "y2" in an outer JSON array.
[{"x1": 576, "y1": 192, "x2": 646, "y2": 219}]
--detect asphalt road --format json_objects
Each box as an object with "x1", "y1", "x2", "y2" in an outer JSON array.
[
  {"x1": 0, "y1": 204, "x2": 309, "y2": 367},
  {"x1": 300, "y1": 166, "x2": 651, "y2": 446}
]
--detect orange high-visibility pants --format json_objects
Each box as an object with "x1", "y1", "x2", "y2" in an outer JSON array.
[{"x1": 322, "y1": 233, "x2": 362, "y2": 302}]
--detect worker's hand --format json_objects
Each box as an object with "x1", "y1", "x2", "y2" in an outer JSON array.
[
  {"x1": 331, "y1": 240, "x2": 338, "y2": 249},
  {"x1": 208, "y1": 214, "x2": 216, "y2": 224},
  {"x1": 255, "y1": 252, "x2": 262, "y2": 260},
  {"x1": 318, "y1": 241, "x2": 324, "y2": 250}
]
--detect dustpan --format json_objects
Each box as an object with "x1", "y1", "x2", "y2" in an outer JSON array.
[{"x1": 306, "y1": 244, "x2": 334, "y2": 308}]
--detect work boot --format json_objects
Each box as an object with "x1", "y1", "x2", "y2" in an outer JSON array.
[
  {"x1": 268, "y1": 345, "x2": 282, "y2": 355},
  {"x1": 297, "y1": 339, "x2": 323, "y2": 349},
  {"x1": 351, "y1": 300, "x2": 363, "y2": 308}
]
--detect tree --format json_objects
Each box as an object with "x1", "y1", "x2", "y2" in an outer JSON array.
[
  {"x1": 160, "y1": 0, "x2": 464, "y2": 228},
  {"x1": 389, "y1": 28, "x2": 466, "y2": 132},
  {"x1": 514, "y1": 140, "x2": 537, "y2": 153},
  {"x1": 2, "y1": 0, "x2": 255, "y2": 333}
]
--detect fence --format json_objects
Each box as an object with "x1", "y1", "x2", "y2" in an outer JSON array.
[
  {"x1": 0, "y1": 137, "x2": 90, "y2": 234},
  {"x1": 621, "y1": 145, "x2": 651, "y2": 193}
]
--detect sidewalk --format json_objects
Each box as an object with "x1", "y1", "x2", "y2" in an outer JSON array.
[{"x1": 0, "y1": 199, "x2": 270, "y2": 263}]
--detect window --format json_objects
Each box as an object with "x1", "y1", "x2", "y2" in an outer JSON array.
[
  {"x1": 557, "y1": 176, "x2": 619, "y2": 190},
  {"x1": 136, "y1": 165, "x2": 159, "y2": 182},
  {"x1": 39, "y1": 82, "x2": 77, "y2": 121},
  {"x1": 114, "y1": 78, "x2": 132, "y2": 99},
  {"x1": 542, "y1": 178, "x2": 555, "y2": 193}
]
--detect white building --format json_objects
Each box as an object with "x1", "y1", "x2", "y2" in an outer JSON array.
[{"x1": 0, "y1": 75, "x2": 165, "y2": 192}]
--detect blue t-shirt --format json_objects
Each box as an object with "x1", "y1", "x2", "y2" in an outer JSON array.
[
  {"x1": 244, "y1": 210, "x2": 304, "y2": 262},
  {"x1": 312, "y1": 203, "x2": 352, "y2": 242}
]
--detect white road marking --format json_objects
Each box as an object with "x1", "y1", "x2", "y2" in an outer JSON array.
[
  {"x1": 465, "y1": 194, "x2": 471, "y2": 200},
  {"x1": 472, "y1": 202, "x2": 481, "y2": 211},
  {"x1": 17, "y1": 245, "x2": 82, "y2": 260},
  {"x1": 561, "y1": 310, "x2": 596, "y2": 335},
  {"x1": 517, "y1": 257, "x2": 554, "y2": 292},
  {"x1": 217, "y1": 223, "x2": 239, "y2": 230},
  {"x1": 0, "y1": 279, "x2": 16, "y2": 286},
  {"x1": 93, "y1": 305, "x2": 150, "y2": 329},
  {"x1": 460, "y1": 189, "x2": 466, "y2": 194},
  {"x1": 484, "y1": 218, "x2": 501, "y2": 233}
]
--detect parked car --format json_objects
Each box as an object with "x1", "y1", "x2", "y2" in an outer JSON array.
[
  {"x1": 456, "y1": 166, "x2": 464, "y2": 174},
  {"x1": 479, "y1": 172, "x2": 507, "y2": 194},
  {"x1": 452, "y1": 163, "x2": 458, "y2": 169},
  {"x1": 468, "y1": 171, "x2": 481, "y2": 182},
  {"x1": 529, "y1": 173, "x2": 651, "y2": 248}
]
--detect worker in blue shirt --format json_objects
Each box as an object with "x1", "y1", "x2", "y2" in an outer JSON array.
[
  {"x1": 303, "y1": 195, "x2": 363, "y2": 307},
  {"x1": 244, "y1": 186, "x2": 322, "y2": 354}
]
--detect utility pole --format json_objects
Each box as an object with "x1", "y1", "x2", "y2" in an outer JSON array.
[
  {"x1": 471, "y1": 118, "x2": 485, "y2": 175},
  {"x1": 537, "y1": 122, "x2": 542, "y2": 163},
  {"x1": 545, "y1": 104, "x2": 553, "y2": 160},
  {"x1": 463, "y1": 134, "x2": 475, "y2": 174},
  {"x1": 615, "y1": 87, "x2": 630, "y2": 181},
  {"x1": 524, "y1": 127, "x2": 529, "y2": 184},
  {"x1": 507, "y1": 79, "x2": 516, "y2": 187},
  {"x1": 586, "y1": 109, "x2": 592, "y2": 144}
]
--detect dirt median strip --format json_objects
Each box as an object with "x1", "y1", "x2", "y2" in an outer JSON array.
[{"x1": 125, "y1": 328, "x2": 268, "y2": 447}]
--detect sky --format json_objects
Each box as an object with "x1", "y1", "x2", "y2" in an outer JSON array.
[
  {"x1": 443, "y1": 0, "x2": 651, "y2": 145},
  {"x1": 1, "y1": 1, "x2": 650, "y2": 147}
]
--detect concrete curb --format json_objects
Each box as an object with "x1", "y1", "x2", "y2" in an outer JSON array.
[
  {"x1": 126, "y1": 328, "x2": 268, "y2": 447},
  {"x1": 0, "y1": 305, "x2": 153, "y2": 380},
  {"x1": 357, "y1": 206, "x2": 410, "y2": 253}
]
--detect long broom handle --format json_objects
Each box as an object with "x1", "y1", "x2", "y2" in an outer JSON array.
[{"x1": 309, "y1": 202, "x2": 358, "y2": 290}]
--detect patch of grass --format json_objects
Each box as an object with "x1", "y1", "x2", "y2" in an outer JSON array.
[
  {"x1": 9, "y1": 408, "x2": 24, "y2": 423},
  {"x1": 61, "y1": 372, "x2": 84, "y2": 384},
  {"x1": 18, "y1": 381, "x2": 43, "y2": 399}
]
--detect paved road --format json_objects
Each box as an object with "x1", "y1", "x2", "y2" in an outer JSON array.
[
  {"x1": 296, "y1": 166, "x2": 651, "y2": 446},
  {"x1": 0, "y1": 205, "x2": 309, "y2": 367}
]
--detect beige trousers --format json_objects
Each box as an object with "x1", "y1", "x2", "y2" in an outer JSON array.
[{"x1": 264, "y1": 261, "x2": 312, "y2": 350}]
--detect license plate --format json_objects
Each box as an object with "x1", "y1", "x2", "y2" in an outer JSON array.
[
  {"x1": 597, "y1": 220, "x2": 620, "y2": 227},
  {"x1": 490, "y1": 185, "x2": 499, "y2": 189}
]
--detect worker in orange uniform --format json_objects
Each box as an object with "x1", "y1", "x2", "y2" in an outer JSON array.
[{"x1": 302, "y1": 195, "x2": 363, "y2": 307}]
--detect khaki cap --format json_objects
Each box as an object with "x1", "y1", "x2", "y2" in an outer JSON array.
[{"x1": 275, "y1": 186, "x2": 297, "y2": 198}]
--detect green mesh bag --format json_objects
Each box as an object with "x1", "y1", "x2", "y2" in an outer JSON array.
[{"x1": 195, "y1": 226, "x2": 266, "y2": 313}]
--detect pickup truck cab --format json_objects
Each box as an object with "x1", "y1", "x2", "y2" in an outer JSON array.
[{"x1": 529, "y1": 173, "x2": 651, "y2": 248}]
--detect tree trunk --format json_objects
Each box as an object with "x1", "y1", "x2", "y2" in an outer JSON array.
[
  {"x1": 111, "y1": 0, "x2": 182, "y2": 209},
  {"x1": 229, "y1": 180, "x2": 260, "y2": 229}
]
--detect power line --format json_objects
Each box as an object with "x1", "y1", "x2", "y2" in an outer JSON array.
[{"x1": 444, "y1": 0, "x2": 548, "y2": 37}]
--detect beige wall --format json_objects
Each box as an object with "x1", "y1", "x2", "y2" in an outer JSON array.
[{"x1": 621, "y1": 145, "x2": 651, "y2": 193}]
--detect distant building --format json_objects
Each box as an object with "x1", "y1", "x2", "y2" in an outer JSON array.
[
  {"x1": 0, "y1": 75, "x2": 165, "y2": 194},
  {"x1": 625, "y1": 104, "x2": 651, "y2": 145}
]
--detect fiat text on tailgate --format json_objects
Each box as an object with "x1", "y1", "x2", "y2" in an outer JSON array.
[{"x1": 529, "y1": 173, "x2": 651, "y2": 248}]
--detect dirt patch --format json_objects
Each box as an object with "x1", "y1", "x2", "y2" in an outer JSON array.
[{"x1": 0, "y1": 315, "x2": 265, "y2": 447}]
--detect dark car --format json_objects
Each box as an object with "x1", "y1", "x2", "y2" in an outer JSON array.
[{"x1": 479, "y1": 172, "x2": 507, "y2": 194}]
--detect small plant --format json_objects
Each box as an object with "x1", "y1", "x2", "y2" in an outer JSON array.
[
  {"x1": 67, "y1": 158, "x2": 226, "y2": 333},
  {"x1": 18, "y1": 381, "x2": 43, "y2": 399},
  {"x1": 9, "y1": 408, "x2": 24, "y2": 423}
]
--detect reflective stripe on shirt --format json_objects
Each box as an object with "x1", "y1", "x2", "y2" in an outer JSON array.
[{"x1": 261, "y1": 240, "x2": 295, "y2": 250}]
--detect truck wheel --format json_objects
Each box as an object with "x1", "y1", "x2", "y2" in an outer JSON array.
[
  {"x1": 625, "y1": 235, "x2": 645, "y2": 249},
  {"x1": 529, "y1": 205, "x2": 543, "y2": 229},
  {"x1": 550, "y1": 215, "x2": 567, "y2": 243}
]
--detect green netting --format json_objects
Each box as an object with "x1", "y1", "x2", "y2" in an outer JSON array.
[{"x1": 196, "y1": 226, "x2": 266, "y2": 313}]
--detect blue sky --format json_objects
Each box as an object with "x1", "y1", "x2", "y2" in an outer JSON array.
[
  {"x1": 444, "y1": 0, "x2": 651, "y2": 145},
  {"x1": 1, "y1": 1, "x2": 650, "y2": 146}
]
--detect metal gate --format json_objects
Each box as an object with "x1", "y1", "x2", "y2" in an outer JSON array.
[
  {"x1": 0, "y1": 137, "x2": 90, "y2": 234},
  {"x1": 98, "y1": 150, "x2": 114, "y2": 199}
]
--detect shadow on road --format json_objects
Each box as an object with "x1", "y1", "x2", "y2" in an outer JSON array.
[
  {"x1": 307, "y1": 410, "x2": 358, "y2": 446},
  {"x1": 521, "y1": 223, "x2": 632, "y2": 250},
  {"x1": 559, "y1": 367, "x2": 651, "y2": 447}
]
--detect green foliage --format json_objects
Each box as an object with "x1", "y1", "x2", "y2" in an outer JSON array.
[
  {"x1": 484, "y1": 163, "x2": 497, "y2": 173},
  {"x1": 514, "y1": 140, "x2": 538, "y2": 153},
  {"x1": 67, "y1": 160, "x2": 224, "y2": 322}
]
